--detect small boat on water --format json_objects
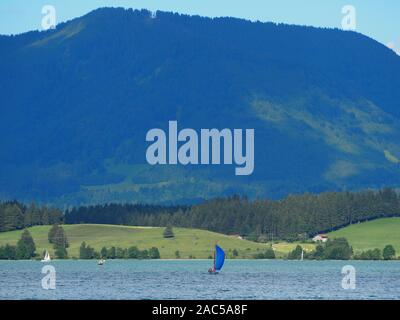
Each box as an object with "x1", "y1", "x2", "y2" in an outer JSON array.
[
  {"x1": 41, "y1": 250, "x2": 51, "y2": 263},
  {"x1": 208, "y1": 245, "x2": 225, "y2": 274},
  {"x1": 98, "y1": 258, "x2": 105, "y2": 265}
]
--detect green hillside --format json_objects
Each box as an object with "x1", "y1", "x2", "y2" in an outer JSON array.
[
  {"x1": 328, "y1": 217, "x2": 400, "y2": 253},
  {"x1": 1, "y1": 218, "x2": 399, "y2": 259},
  {"x1": 0, "y1": 224, "x2": 271, "y2": 259}
]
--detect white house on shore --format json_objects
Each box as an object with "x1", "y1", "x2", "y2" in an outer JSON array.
[{"x1": 312, "y1": 234, "x2": 328, "y2": 243}]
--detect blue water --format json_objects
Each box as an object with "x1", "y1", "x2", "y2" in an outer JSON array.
[{"x1": 0, "y1": 260, "x2": 399, "y2": 300}]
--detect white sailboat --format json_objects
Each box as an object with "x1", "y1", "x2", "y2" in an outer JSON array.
[
  {"x1": 98, "y1": 258, "x2": 105, "y2": 265},
  {"x1": 300, "y1": 249, "x2": 304, "y2": 261},
  {"x1": 41, "y1": 250, "x2": 51, "y2": 262}
]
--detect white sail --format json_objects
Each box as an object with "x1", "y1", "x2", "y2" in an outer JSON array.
[{"x1": 41, "y1": 250, "x2": 51, "y2": 262}]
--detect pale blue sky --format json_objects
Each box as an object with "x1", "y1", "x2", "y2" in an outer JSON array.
[{"x1": 0, "y1": 0, "x2": 399, "y2": 47}]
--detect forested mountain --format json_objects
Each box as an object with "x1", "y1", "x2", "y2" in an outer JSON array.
[
  {"x1": 65, "y1": 188, "x2": 400, "y2": 240},
  {"x1": 1, "y1": 8, "x2": 400, "y2": 205}
]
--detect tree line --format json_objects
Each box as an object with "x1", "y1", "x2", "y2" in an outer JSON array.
[
  {"x1": 65, "y1": 203, "x2": 186, "y2": 225},
  {"x1": 0, "y1": 201, "x2": 63, "y2": 232},
  {"x1": 66, "y1": 188, "x2": 400, "y2": 241},
  {"x1": 79, "y1": 243, "x2": 160, "y2": 260},
  {"x1": 286, "y1": 240, "x2": 397, "y2": 260}
]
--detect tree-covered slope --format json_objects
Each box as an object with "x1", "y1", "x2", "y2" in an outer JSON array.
[
  {"x1": 65, "y1": 188, "x2": 400, "y2": 240},
  {"x1": 1, "y1": 8, "x2": 400, "y2": 205}
]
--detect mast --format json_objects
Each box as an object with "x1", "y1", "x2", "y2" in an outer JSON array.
[{"x1": 213, "y1": 247, "x2": 216, "y2": 271}]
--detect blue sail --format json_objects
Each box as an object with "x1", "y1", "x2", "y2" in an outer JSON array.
[{"x1": 215, "y1": 245, "x2": 225, "y2": 271}]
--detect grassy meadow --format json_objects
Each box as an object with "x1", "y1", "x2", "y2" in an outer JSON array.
[
  {"x1": 327, "y1": 217, "x2": 400, "y2": 253},
  {"x1": 0, "y1": 224, "x2": 273, "y2": 259}
]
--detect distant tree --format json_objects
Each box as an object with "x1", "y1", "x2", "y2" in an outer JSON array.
[
  {"x1": 41, "y1": 207, "x2": 50, "y2": 225},
  {"x1": 2, "y1": 204, "x2": 24, "y2": 231},
  {"x1": 264, "y1": 247, "x2": 276, "y2": 259},
  {"x1": 288, "y1": 245, "x2": 303, "y2": 260},
  {"x1": 253, "y1": 252, "x2": 264, "y2": 259},
  {"x1": 383, "y1": 245, "x2": 396, "y2": 260},
  {"x1": 93, "y1": 250, "x2": 100, "y2": 259},
  {"x1": 100, "y1": 247, "x2": 108, "y2": 259},
  {"x1": 0, "y1": 244, "x2": 17, "y2": 260},
  {"x1": 149, "y1": 247, "x2": 160, "y2": 259},
  {"x1": 253, "y1": 247, "x2": 275, "y2": 259},
  {"x1": 140, "y1": 249, "x2": 149, "y2": 259},
  {"x1": 314, "y1": 245, "x2": 325, "y2": 260},
  {"x1": 79, "y1": 242, "x2": 96, "y2": 259},
  {"x1": 16, "y1": 229, "x2": 36, "y2": 259},
  {"x1": 87, "y1": 246, "x2": 96, "y2": 259},
  {"x1": 323, "y1": 238, "x2": 353, "y2": 260},
  {"x1": 31, "y1": 204, "x2": 43, "y2": 226},
  {"x1": 55, "y1": 246, "x2": 68, "y2": 259},
  {"x1": 48, "y1": 224, "x2": 59, "y2": 244},
  {"x1": 23, "y1": 205, "x2": 34, "y2": 227},
  {"x1": 371, "y1": 248, "x2": 382, "y2": 260},
  {"x1": 49, "y1": 225, "x2": 69, "y2": 259},
  {"x1": 48, "y1": 208, "x2": 64, "y2": 225},
  {"x1": 127, "y1": 246, "x2": 140, "y2": 259},
  {"x1": 163, "y1": 225, "x2": 174, "y2": 238},
  {"x1": 175, "y1": 250, "x2": 180, "y2": 259},
  {"x1": 232, "y1": 249, "x2": 239, "y2": 257},
  {"x1": 79, "y1": 242, "x2": 88, "y2": 259},
  {"x1": 108, "y1": 246, "x2": 116, "y2": 259},
  {"x1": 54, "y1": 226, "x2": 69, "y2": 248},
  {"x1": 116, "y1": 247, "x2": 126, "y2": 259}
]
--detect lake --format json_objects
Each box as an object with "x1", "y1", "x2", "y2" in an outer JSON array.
[{"x1": 0, "y1": 260, "x2": 399, "y2": 300}]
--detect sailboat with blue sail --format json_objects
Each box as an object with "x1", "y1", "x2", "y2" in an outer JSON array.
[{"x1": 208, "y1": 245, "x2": 225, "y2": 274}]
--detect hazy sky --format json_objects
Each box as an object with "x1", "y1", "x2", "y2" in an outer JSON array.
[{"x1": 0, "y1": 0, "x2": 399, "y2": 49}]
